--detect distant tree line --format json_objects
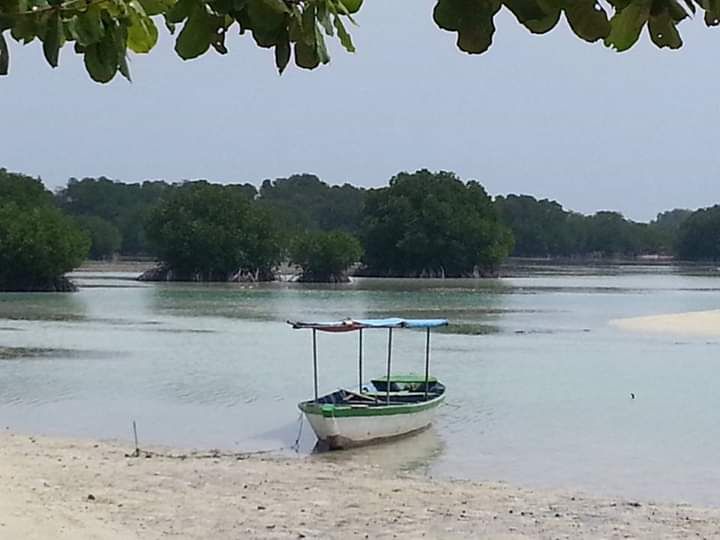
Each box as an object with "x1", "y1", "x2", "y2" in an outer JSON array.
[
  {"x1": 2, "y1": 165, "x2": 720, "y2": 291},
  {"x1": 494, "y1": 195, "x2": 694, "y2": 259}
]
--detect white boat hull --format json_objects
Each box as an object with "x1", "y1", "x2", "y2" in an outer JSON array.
[{"x1": 300, "y1": 395, "x2": 444, "y2": 449}]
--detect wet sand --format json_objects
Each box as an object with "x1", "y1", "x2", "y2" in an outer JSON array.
[
  {"x1": 611, "y1": 309, "x2": 720, "y2": 337},
  {"x1": 1, "y1": 432, "x2": 720, "y2": 539}
]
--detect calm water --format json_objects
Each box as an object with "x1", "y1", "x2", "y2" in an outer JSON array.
[{"x1": 2, "y1": 264, "x2": 720, "y2": 505}]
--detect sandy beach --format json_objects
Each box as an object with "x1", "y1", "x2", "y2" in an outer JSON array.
[
  {"x1": 611, "y1": 309, "x2": 720, "y2": 337},
  {"x1": 1, "y1": 432, "x2": 719, "y2": 539}
]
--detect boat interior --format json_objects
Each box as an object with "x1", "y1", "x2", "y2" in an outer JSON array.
[{"x1": 309, "y1": 379, "x2": 446, "y2": 407}]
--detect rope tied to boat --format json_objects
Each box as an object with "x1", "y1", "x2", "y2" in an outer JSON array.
[
  {"x1": 291, "y1": 411, "x2": 304, "y2": 453},
  {"x1": 125, "y1": 414, "x2": 306, "y2": 460}
]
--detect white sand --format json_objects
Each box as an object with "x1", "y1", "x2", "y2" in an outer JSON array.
[
  {"x1": 611, "y1": 309, "x2": 720, "y2": 337},
  {"x1": 1, "y1": 431, "x2": 720, "y2": 539}
]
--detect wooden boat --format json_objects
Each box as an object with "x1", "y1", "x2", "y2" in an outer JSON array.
[{"x1": 288, "y1": 318, "x2": 448, "y2": 450}]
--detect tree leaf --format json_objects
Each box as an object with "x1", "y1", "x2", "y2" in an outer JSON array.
[
  {"x1": 247, "y1": 0, "x2": 288, "y2": 33},
  {"x1": 670, "y1": 0, "x2": 692, "y2": 20},
  {"x1": 175, "y1": 2, "x2": 214, "y2": 59},
  {"x1": 333, "y1": 14, "x2": 355, "y2": 52},
  {"x1": 504, "y1": 0, "x2": 550, "y2": 23},
  {"x1": 84, "y1": 36, "x2": 117, "y2": 83},
  {"x1": 274, "y1": 32, "x2": 290, "y2": 73},
  {"x1": 433, "y1": 0, "x2": 502, "y2": 54},
  {"x1": 564, "y1": 0, "x2": 610, "y2": 42},
  {"x1": 300, "y1": 3, "x2": 316, "y2": 45},
  {"x1": 139, "y1": 0, "x2": 175, "y2": 16},
  {"x1": 317, "y1": 2, "x2": 333, "y2": 35},
  {"x1": 0, "y1": 33, "x2": 9, "y2": 75},
  {"x1": 71, "y1": 6, "x2": 104, "y2": 46},
  {"x1": 523, "y1": 9, "x2": 561, "y2": 33},
  {"x1": 680, "y1": 0, "x2": 695, "y2": 14},
  {"x1": 42, "y1": 11, "x2": 63, "y2": 68},
  {"x1": 294, "y1": 38, "x2": 318, "y2": 68},
  {"x1": 211, "y1": 27, "x2": 228, "y2": 53},
  {"x1": 606, "y1": 0, "x2": 651, "y2": 51},
  {"x1": 166, "y1": 0, "x2": 194, "y2": 24},
  {"x1": 10, "y1": 14, "x2": 38, "y2": 43},
  {"x1": 128, "y1": 0, "x2": 158, "y2": 53},
  {"x1": 314, "y1": 23, "x2": 330, "y2": 63},
  {"x1": 648, "y1": 10, "x2": 682, "y2": 48},
  {"x1": 338, "y1": 0, "x2": 362, "y2": 14},
  {"x1": 118, "y1": 53, "x2": 132, "y2": 81},
  {"x1": 704, "y1": 0, "x2": 720, "y2": 26},
  {"x1": 504, "y1": 0, "x2": 561, "y2": 34}
]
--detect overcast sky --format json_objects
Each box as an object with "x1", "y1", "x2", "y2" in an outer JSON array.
[{"x1": 2, "y1": 1, "x2": 720, "y2": 221}]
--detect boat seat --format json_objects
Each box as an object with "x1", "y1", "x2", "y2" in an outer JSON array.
[{"x1": 364, "y1": 391, "x2": 440, "y2": 403}]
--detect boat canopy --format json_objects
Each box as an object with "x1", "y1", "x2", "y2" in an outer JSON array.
[{"x1": 288, "y1": 318, "x2": 448, "y2": 332}]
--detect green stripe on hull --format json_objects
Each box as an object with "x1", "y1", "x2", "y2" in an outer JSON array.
[{"x1": 299, "y1": 394, "x2": 445, "y2": 418}]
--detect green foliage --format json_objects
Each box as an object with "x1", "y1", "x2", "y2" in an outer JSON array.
[
  {"x1": 495, "y1": 194, "x2": 583, "y2": 257},
  {"x1": 0, "y1": 0, "x2": 360, "y2": 82},
  {"x1": 0, "y1": 168, "x2": 53, "y2": 207},
  {"x1": 434, "y1": 0, "x2": 712, "y2": 55},
  {"x1": 75, "y1": 215, "x2": 122, "y2": 259},
  {"x1": 0, "y1": 204, "x2": 90, "y2": 290},
  {"x1": 654, "y1": 208, "x2": 692, "y2": 231},
  {"x1": 676, "y1": 205, "x2": 720, "y2": 261},
  {"x1": 361, "y1": 170, "x2": 513, "y2": 277},
  {"x1": 2, "y1": 0, "x2": 718, "y2": 82},
  {"x1": 0, "y1": 170, "x2": 89, "y2": 291},
  {"x1": 56, "y1": 177, "x2": 170, "y2": 255},
  {"x1": 145, "y1": 181, "x2": 283, "y2": 280},
  {"x1": 290, "y1": 230, "x2": 362, "y2": 281},
  {"x1": 259, "y1": 174, "x2": 365, "y2": 234},
  {"x1": 496, "y1": 194, "x2": 683, "y2": 257}
]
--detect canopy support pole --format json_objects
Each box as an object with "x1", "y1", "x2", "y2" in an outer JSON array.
[
  {"x1": 312, "y1": 328, "x2": 319, "y2": 403},
  {"x1": 424, "y1": 328, "x2": 431, "y2": 400},
  {"x1": 385, "y1": 328, "x2": 393, "y2": 404},
  {"x1": 358, "y1": 328, "x2": 364, "y2": 393}
]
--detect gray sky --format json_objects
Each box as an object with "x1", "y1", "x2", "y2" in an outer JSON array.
[{"x1": 2, "y1": 1, "x2": 720, "y2": 221}]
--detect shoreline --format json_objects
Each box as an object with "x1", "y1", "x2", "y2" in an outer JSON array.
[{"x1": 2, "y1": 431, "x2": 720, "y2": 538}]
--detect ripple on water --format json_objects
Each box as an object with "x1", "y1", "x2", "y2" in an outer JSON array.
[{"x1": 0, "y1": 347, "x2": 121, "y2": 360}]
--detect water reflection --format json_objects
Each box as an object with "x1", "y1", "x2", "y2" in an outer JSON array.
[
  {"x1": 0, "y1": 291, "x2": 87, "y2": 322},
  {"x1": 0, "y1": 347, "x2": 118, "y2": 360},
  {"x1": 311, "y1": 427, "x2": 445, "y2": 476}
]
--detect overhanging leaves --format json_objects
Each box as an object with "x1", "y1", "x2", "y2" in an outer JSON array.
[
  {"x1": 127, "y1": 1, "x2": 158, "y2": 53},
  {"x1": 70, "y1": 7, "x2": 105, "y2": 47},
  {"x1": 0, "y1": 33, "x2": 9, "y2": 75},
  {"x1": 564, "y1": 1, "x2": 610, "y2": 42},
  {"x1": 175, "y1": 1, "x2": 216, "y2": 59},
  {"x1": 503, "y1": 0, "x2": 561, "y2": 34},
  {"x1": 274, "y1": 30, "x2": 290, "y2": 72},
  {"x1": 2, "y1": 0, "x2": 720, "y2": 83},
  {"x1": 84, "y1": 33, "x2": 119, "y2": 83},
  {"x1": 42, "y1": 11, "x2": 62, "y2": 68},
  {"x1": 648, "y1": 10, "x2": 682, "y2": 48},
  {"x1": 606, "y1": 0, "x2": 652, "y2": 51},
  {"x1": 333, "y1": 15, "x2": 354, "y2": 52},
  {"x1": 434, "y1": 0, "x2": 502, "y2": 54}
]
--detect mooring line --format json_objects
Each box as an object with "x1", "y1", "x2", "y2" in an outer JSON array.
[{"x1": 125, "y1": 413, "x2": 305, "y2": 460}]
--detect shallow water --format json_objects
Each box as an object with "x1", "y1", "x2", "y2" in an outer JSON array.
[{"x1": 2, "y1": 264, "x2": 720, "y2": 505}]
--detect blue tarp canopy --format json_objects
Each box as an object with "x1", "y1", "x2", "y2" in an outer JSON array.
[{"x1": 288, "y1": 318, "x2": 449, "y2": 332}]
